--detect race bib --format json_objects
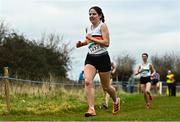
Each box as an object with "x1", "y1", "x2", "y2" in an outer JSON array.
[
  {"x1": 88, "y1": 42, "x2": 101, "y2": 53},
  {"x1": 140, "y1": 69, "x2": 150, "y2": 77}
]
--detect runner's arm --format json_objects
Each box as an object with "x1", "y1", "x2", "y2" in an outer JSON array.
[
  {"x1": 76, "y1": 39, "x2": 90, "y2": 48},
  {"x1": 135, "y1": 65, "x2": 141, "y2": 75}
]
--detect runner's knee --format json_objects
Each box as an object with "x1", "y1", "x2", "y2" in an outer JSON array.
[
  {"x1": 103, "y1": 85, "x2": 115, "y2": 93},
  {"x1": 102, "y1": 84, "x2": 111, "y2": 91},
  {"x1": 85, "y1": 78, "x2": 93, "y2": 86}
]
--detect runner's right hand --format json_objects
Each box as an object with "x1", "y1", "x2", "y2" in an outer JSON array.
[{"x1": 76, "y1": 41, "x2": 83, "y2": 48}]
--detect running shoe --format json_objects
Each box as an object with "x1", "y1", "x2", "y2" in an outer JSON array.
[
  {"x1": 85, "y1": 108, "x2": 96, "y2": 117},
  {"x1": 102, "y1": 103, "x2": 108, "y2": 109},
  {"x1": 112, "y1": 97, "x2": 120, "y2": 114},
  {"x1": 146, "y1": 103, "x2": 151, "y2": 109}
]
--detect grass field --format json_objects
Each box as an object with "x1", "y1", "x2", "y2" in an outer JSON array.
[{"x1": 0, "y1": 88, "x2": 180, "y2": 121}]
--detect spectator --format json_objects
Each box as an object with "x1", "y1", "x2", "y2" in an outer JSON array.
[
  {"x1": 166, "y1": 70, "x2": 176, "y2": 96},
  {"x1": 128, "y1": 74, "x2": 135, "y2": 93},
  {"x1": 78, "y1": 71, "x2": 84, "y2": 84},
  {"x1": 128, "y1": 75, "x2": 135, "y2": 93}
]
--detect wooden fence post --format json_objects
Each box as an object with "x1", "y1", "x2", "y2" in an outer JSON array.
[
  {"x1": 159, "y1": 81, "x2": 162, "y2": 95},
  {"x1": 4, "y1": 67, "x2": 11, "y2": 111}
]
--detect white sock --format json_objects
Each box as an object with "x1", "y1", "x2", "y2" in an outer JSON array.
[
  {"x1": 114, "y1": 97, "x2": 118, "y2": 104},
  {"x1": 90, "y1": 105, "x2": 95, "y2": 110}
]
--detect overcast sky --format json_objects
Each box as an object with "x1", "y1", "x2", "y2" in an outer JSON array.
[{"x1": 1, "y1": 0, "x2": 180, "y2": 80}]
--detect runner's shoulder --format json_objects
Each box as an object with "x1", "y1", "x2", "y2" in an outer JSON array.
[{"x1": 100, "y1": 23, "x2": 108, "y2": 29}]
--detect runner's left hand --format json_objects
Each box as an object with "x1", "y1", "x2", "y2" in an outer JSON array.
[{"x1": 86, "y1": 34, "x2": 92, "y2": 41}]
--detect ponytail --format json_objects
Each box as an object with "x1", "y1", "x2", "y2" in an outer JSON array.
[{"x1": 101, "y1": 12, "x2": 105, "y2": 23}]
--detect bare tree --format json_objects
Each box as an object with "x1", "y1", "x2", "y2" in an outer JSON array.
[{"x1": 115, "y1": 54, "x2": 136, "y2": 81}]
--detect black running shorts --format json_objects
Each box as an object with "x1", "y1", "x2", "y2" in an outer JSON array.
[
  {"x1": 140, "y1": 76, "x2": 151, "y2": 84},
  {"x1": 85, "y1": 52, "x2": 111, "y2": 72}
]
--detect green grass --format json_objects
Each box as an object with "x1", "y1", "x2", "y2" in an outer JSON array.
[{"x1": 0, "y1": 88, "x2": 180, "y2": 121}]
